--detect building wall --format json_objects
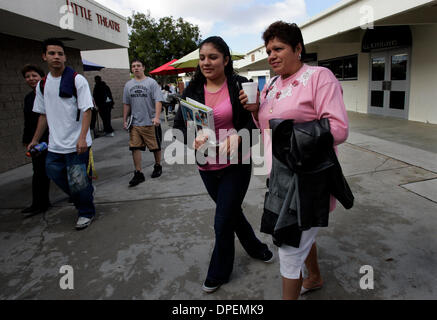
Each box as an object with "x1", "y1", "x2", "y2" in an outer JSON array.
[
  {"x1": 309, "y1": 26, "x2": 437, "y2": 124},
  {"x1": 240, "y1": 24, "x2": 437, "y2": 123},
  {"x1": 409, "y1": 24, "x2": 437, "y2": 124},
  {"x1": 0, "y1": 33, "x2": 84, "y2": 173},
  {"x1": 237, "y1": 71, "x2": 249, "y2": 79},
  {"x1": 247, "y1": 70, "x2": 271, "y2": 83},
  {"x1": 310, "y1": 41, "x2": 370, "y2": 114},
  {"x1": 83, "y1": 68, "x2": 131, "y2": 118},
  {"x1": 301, "y1": 0, "x2": 434, "y2": 44},
  {"x1": 235, "y1": 46, "x2": 265, "y2": 70}
]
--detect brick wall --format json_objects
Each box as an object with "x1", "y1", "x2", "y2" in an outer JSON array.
[
  {"x1": 83, "y1": 68, "x2": 131, "y2": 118},
  {"x1": 0, "y1": 33, "x2": 84, "y2": 173}
]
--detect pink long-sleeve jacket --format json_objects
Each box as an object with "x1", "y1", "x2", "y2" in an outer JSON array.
[{"x1": 255, "y1": 64, "x2": 350, "y2": 211}]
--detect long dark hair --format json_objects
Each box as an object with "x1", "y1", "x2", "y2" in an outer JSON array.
[{"x1": 187, "y1": 36, "x2": 235, "y2": 91}]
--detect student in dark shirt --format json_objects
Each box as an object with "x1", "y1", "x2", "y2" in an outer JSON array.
[
  {"x1": 93, "y1": 76, "x2": 115, "y2": 136},
  {"x1": 21, "y1": 64, "x2": 51, "y2": 217}
]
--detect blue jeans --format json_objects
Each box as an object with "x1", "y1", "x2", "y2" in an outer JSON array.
[
  {"x1": 45, "y1": 150, "x2": 95, "y2": 218},
  {"x1": 199, "y1": 164, "x2": 268, "y2": 283}
]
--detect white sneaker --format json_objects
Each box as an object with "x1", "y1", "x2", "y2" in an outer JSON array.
[
  {"x1": 75, "y1": 216, "x2": 93, "y2": 230},
  {"x1": 106, "y1": 132, "x2": 115, "y2": 137},
  {"x1": 202, "y1": 279, "x2": 222, "y2": 293}
]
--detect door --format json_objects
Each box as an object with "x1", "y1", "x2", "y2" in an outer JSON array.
[
  {"x1": 369, "y1": 48, "x2": 410, "y2": 118},
  {"x1": 258, "y1": 76, "x2": 266, "y2": 92}
]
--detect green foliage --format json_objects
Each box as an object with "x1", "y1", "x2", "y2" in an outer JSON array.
[{"x1": 127, "y1": 11, "x2": 201, "y2": 74}]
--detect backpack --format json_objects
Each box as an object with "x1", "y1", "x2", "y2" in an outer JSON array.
[{"x1": 39, "y1": 71, "x2": 81, "y2": 121}]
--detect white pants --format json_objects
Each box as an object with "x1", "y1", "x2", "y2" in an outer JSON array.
[{"x1": 278, "y1": 227, "x2": 319, "y2": 279}]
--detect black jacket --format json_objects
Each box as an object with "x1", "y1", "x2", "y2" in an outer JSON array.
[
  {"x1": 173, "y1": 74, "x2": 258, "y2": 146},
  {"x1": 93, "y1": 81, "x2": 114, "y2": 108},
  {"x1": 22, "y1": 91, "x2": 49, "y2": 144},
  {"x1": 261, "y1": 118, "x2": 354, "y2": 247}
]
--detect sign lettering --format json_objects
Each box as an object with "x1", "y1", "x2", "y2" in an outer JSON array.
[{"x1": 65, "y1": 0, "x2": 120, "y2": 33}]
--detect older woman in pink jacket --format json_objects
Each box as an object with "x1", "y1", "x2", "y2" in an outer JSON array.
[{"x1": 240, "y1": 21, "x2": 349, "y2": 300}]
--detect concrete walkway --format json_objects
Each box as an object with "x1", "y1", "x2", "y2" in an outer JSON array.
[{"x1": 0, "y1": 111, "x2": 436, "y2": 300}]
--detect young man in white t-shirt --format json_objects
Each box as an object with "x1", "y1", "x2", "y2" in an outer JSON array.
[{"x1": 28, "y1": 38, "x2": 95, "y2": 230}]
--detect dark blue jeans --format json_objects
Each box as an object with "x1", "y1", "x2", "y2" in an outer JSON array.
[
  {"x1": 199, "y1": 164, "x2": 268, "y2": 283},
  {"x1": 45, "y1": 150, "x2": 95, "y2": 218}
]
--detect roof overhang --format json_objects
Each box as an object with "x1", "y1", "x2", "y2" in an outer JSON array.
[
  {"x1": 0, "y1": 0, "x2": 129, "y2": 50},
  {"x1": 236, "y1": 0, "x2": 437, "y2": 73}
]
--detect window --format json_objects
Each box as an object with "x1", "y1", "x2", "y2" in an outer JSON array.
[
  {"x1": 391, "y1": 54, "x2": 407, "y2": 81},
  {"x1": 371, "y1": 57, "x2": 385, "y2": 81},
  {"x1": 318, "y1": 55, "x2": 358, "y2": 80}
]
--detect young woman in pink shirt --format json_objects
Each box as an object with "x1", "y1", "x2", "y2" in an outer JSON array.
[
  {"x1": 240, "y1": 21, "x2": 349, "y2": 300},
  {"x1": 174, "y1": 36, "x2": 273, "y2": 293}
]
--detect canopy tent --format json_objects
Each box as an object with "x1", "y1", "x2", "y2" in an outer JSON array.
[
  {"x1": 82, "y1": 59, "x2": 105, "y2": 71},
  {"x1": 170, "y1": 49, "x2": 245, "y2": 69},
  {"x1": 149, "y1": 59, "x2": 196, "y2": 76}
]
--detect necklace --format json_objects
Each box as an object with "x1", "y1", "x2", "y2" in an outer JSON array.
[
  {"x1": 269, "y1": 82, "x2": 284, "y2": 113},
  {"x1": 270, "y1": 91, "x2": 282, "y2": 113}
]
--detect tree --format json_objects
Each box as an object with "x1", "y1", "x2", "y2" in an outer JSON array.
[{"x1": 127, "y1": 11, "x2": 202, "y2": 75}]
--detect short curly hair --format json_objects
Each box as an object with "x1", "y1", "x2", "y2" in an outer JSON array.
[
  {"x1": 21, "y1": 64, "x2": 45, "y2": 78},
  {"x1": 262, "y1": 21, "x2": 306, "y2": 58}
]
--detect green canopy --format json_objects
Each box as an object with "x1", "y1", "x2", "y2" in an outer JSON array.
[{"x1": 170, "y1": 48, "x2": 245, "y2": 69}]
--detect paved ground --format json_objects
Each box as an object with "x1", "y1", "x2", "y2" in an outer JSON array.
[{"x1": 0, "y1": 111, "x2": 436, "y2": 300}]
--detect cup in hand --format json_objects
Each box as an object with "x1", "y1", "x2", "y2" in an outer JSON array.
[{"x1": 242, "y1": 82, "x2": 258, "y2": 104}]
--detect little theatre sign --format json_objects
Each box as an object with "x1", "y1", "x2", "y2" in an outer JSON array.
[{"x1": 65, "y1": 0, "x2": 120, "y2": 32}]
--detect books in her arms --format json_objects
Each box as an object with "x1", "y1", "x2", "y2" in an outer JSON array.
[{"x1": 179, "y1": 98, "x2": 218, "y2": 146}]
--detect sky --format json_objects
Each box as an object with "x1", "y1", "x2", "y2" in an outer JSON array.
[{"x1": 94, "y1": 0, "x2": 342, "y2": 54}]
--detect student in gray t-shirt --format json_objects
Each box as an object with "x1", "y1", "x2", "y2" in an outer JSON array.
[
  {"x1": 123, "y1": 77, "x2": 162, "y2": 126},
  {"x1": 123, "y1": 59, "x2": 164, "y2": 187}
]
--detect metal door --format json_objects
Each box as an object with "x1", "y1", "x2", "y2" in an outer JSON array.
[{"x1": 369, "y1": 49, "x2": 410, "y2": 118}]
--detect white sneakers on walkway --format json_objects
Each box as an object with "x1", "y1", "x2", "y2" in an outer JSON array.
[{"x1": 75, "y1": 216, "x2": 93, "y2": 230}]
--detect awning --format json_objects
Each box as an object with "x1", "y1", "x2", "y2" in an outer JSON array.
[
  {"x1": 82, "y1": 59, "x2": 105, "y2": 71},
  {"x1": 171, "y1": 49, "x2": 244, "y2": 69},
  {"x1": 149, "y1": 59, "x2": 196, "y2": 76},
  {"x1": 362, "y1": 26, "x2": 412, "y2": 52}
]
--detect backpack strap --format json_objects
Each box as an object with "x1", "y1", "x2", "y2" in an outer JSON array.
[
  {"x1": 72, "y1": 72, "x2": 78, "y2": 98},
  {"x1": 72, "y1": 72, "x2": 80, "y2": 121},
  {"x1": 39, "y1": 76, "x2": 47, "y2": 95}
]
